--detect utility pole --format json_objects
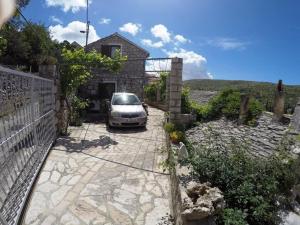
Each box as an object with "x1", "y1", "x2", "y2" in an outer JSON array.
[
  {"x1": 85, "y1": 0, "x2": 90, "y2": 47},
  {"x1": 80, "y1": 0, "x2": 90, "y2": 48}
]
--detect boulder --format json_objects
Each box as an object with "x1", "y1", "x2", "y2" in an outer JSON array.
[{"x1": 181, "y1": 181, "x2": 225, "y2": 221}]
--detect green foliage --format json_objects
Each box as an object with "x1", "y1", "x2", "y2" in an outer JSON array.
[
  {"x1": 220, "y1": 91, "x2": 241, "y2": 119},
  {"x1": 220, "y1": 208, "x2": 248, "y2": 225},
  {"x1": 181, "y1": 87, "x2": 192, "y2": 113},
  {"x1": 189, "y1": 89, "x2": 263, "y2": 125},
  {"x1": 144, "y1": 83, "x2": 158, "y2": 101},
  {"x1": 184, "y1": 79, "x2": 300, "y2": 114},
  {"x1": 164, "y1": 122, "x2": 176, "y2": 134},
  {"x1": 247, "y1": 98, "x2": 264, "y2": 126},
  {"x1": 187, "y1": 131, "x2": 297, "y2": 225},
  {"x1": 144, "y1": 72, "x2": 169, "y2": 102},
  {"x1": 70, "y1": 96, "x2": 89, "y2": 126},
  {"x1": 170, "y1": 131, "x2": 185, "y2": 144},
  {"x1": 60, "y1": 48, "x2": 126, "y2": 97},
  {"x1": 59, "y1": 48, "x2": 126, "y2": 133},
  {"x1": 0, "y1": 22, "x2": 57, "y2": 71}
]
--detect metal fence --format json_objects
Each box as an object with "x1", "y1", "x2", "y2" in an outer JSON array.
[{"x1": 0, "y1": 66, "x2": 56, "y2": 225}]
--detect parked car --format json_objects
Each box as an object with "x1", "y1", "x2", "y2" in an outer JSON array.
[{"x1": 106, "y1": 93, "x2": 148, "y2": 128}]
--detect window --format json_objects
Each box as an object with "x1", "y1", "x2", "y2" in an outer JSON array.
[
  {"x1": 101, "y1": 45, "x2": 121, "y2": 58},
  {"x1": 112, "y1": 94, "x2": 141, "y2": 105}
]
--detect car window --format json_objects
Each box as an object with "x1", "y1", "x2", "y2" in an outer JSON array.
[{"x1": 112, "y1": 94, "x2": 141, "y2": 105}]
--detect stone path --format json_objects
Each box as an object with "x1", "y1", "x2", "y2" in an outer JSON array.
[{"x1": 22, "y1": 107, "x2": 171, "y2": 225}]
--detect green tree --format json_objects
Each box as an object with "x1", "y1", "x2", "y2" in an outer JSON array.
[{"x1": 59, "y1": 48, "x2": 127, "y2": 133}]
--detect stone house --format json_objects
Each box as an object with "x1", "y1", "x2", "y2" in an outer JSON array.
[{"x1": 79, "y1": 32, "x2": 149, "y2": 112}]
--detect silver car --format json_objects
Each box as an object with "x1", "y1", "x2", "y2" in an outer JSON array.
[{"x1": 107, "y1": 93, "x2": 148, "y2": 128}]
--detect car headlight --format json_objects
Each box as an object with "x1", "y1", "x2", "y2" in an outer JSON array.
[{"x1": 111, "y1": 111, "x2": 121, "y2": 117}]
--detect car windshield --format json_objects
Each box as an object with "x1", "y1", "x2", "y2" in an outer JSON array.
[{"x1": 112, "y1": 94, "x2": 141, "y2": 105}]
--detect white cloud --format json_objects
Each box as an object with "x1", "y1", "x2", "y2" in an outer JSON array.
[
  {"x1": 50, "y1": 16, "x2": 63, "y2": 24},
  {"x1": 141, "y1": 39, "x2": 164, "y2": 48},
  {"x1": 174, "y1": 34, "x2": 189, "y2": 44},
  {"x1": 99, "y1": 18, "x2": 111, "y2": 25},
  {"x1": 151, "y1": 24, "x2": 171, "y2": 43},
  {"x1": 207, "y1": 38, "x2": 249, "y2": 50},
  {"x1": 164, "y1": 48, "x2": 213, "y2": 80},
  {"x1": 49, "y1": 21, "x2": 99, "y2": 46},
  {"x1": 45, "y1": 0, "x2": 90, "y2": 13},
  {"x1": 119, "y1": 22, "x2": 142, "y2": 36}
]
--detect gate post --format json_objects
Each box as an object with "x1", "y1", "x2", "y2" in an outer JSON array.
[
  {"x1": 273, "y1": 80, "x2": 285, "y2": 122},
  {"x1": 169, "y1": 57, "x2": 183, "y2": 124},
  {"x1": 39, "y1": 65, "x2": 60, "y2": 135}
]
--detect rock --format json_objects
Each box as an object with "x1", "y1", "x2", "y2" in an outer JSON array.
[
  {"x1": 178, "y1": 142, "x2": 189, "y2": 161},
  {"x1": 293, "y1": 147, "x2": 300, "y2": 154},
  {"x1": 181, "y1": 181, "x2": 224, "y2": 221}
]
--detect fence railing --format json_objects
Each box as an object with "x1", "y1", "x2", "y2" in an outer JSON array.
[{"x1": 0, "y1": 66, "x2": 56, "y2": 225}]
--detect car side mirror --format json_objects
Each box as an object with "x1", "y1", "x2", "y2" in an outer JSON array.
[{"x1": 142, "y1": 102, "x2": 149, "y2": 115}]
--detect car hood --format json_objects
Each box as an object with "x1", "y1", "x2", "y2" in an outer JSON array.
[{"x1": 111, "y1": 105, "x2": 145, "y2": 113}]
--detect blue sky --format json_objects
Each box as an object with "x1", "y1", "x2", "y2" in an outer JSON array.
[{"x1": 23, "y1": 0, "x2": 300, "y2": 84}]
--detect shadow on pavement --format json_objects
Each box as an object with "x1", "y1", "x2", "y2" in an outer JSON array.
[{"x1": 54, "y1": 135, "x2": 118, "y2": 153}]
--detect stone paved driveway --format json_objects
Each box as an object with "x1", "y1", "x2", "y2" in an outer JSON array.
[{"x1": 22, "y1": 107, "x2": 170, "y2": 225}]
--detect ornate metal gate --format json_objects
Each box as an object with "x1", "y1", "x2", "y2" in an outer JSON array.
[{"x1": 0, "y1": 66, "x2": 56, "y2": 225}]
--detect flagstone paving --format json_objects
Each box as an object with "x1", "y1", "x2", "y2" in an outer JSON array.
[{"x1": 22, "y1": 107, "x2": 170, "y2": 225}]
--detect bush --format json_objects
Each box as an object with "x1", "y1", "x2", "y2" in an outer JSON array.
[
  {"x1": 164, "y1": 122, "x2": 176, "y2": 133},
  {"x1": 181, "y1": 87, "x2": 192, "y2": 113},
  {"x1": 70, "y1": 96, "x2": 89, "y2": 126},
  {"x1": 188, "y1": 132, "x2": 297, "y2": 225},
  {"x1": 170, "y1": 131, "x2": 185, "y2": 144},
  {"x1": 220, "y1": 208, "x2": 248, "y2": 225},
  {"x1": 247, "y1": 98, "x2": 264, "y2": 126},
  {"x1": 144, "y1": 83, "x2": 158, "y2": 102},
  {"x1": 144, "y1": 72, "x2": 169, "y2": 102},
  {"x1": 190, "y1": 89, "x2": 263, "y2": 125}
]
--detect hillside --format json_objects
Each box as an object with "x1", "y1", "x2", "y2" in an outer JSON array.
[{"x1": 184, "y1": 79, "x2": 300, "y2": 113}]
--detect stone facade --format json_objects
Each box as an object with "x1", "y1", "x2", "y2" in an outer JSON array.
[{"x1": 82, "y1": 33, "x2": 149, "y2": 111}]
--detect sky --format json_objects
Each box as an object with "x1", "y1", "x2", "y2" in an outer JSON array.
[{"x1": 22, "y1": 0, "x2": 300, "y2": 84}]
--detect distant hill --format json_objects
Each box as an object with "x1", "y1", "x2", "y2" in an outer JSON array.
[{"x1": 184, "y1": 79, "x2": 300, "y2": 113}]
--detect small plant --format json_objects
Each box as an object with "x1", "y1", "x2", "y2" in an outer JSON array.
[
  {"x1": 181, "y1": 87, "x2": 192, "y2": 113},
  {"x1": 164, "y1": 122, "x2": 176, "y2": 133},
  {"x1": 170, "y1": 131, "x2": 185, "y2": 144},
  {"x1": 70, "y1": 96, "x2": 89, "y2": 126}
]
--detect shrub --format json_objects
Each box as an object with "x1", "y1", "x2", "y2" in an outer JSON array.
[
  {"x1": 190, "y1": 89, "x2": 263, "y2": 125},
  {"x1": 144, "y1": 72, "x2": 169, "y2": 102},
  {"x1": 70, "y1": 96, "x2": 89, "y2": 126},
  {"x1": 170, "y1": 131, "x2": 185, "y2": 144},
  {"x1": 144, "y1": 82, "x2": 158, "y2": 102},
  {"x1": 181, "y1": 87, "x2": 192, "y2": 114},
  {"x1": 187, "y1": 132, "x2": 297, "y2": 225},
  {"x1": 247, "y1": 98, "x2": 264, "y2": 126},
  {"x1": 220, "y1": 208, "x2": 248, "y2": 225},
  {"x1": 164, "y1": 122, "x2": 176, "y2": 133}
]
